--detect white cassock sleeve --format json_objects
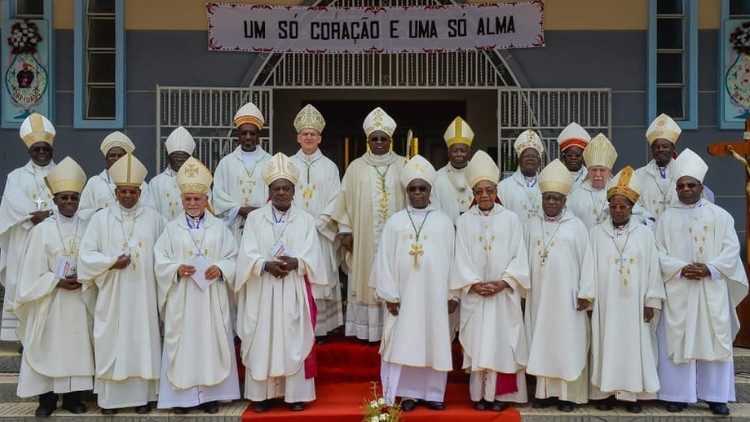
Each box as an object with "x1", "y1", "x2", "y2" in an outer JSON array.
[
  {"x1": 77, "y1": 212, "x2": 119, "y2": 287},
  {"x1": 369, "y1": 217, "x2": 400, "y2": 303}
]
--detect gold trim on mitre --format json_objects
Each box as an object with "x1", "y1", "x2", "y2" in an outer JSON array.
[
  {"x1": 20, "y1": 113, "x2": 55, "y2": 148},
  {"x1": 465, "y1": 150, "x2": 499, "y2": 188},
  {"x1": 607, "y1": 166, "x2": 641, "y2": 203},
  {"x1": 538, "y1": 159, "x2": 573, "y2": 195},
  {"x1": 44, "y1": 156, "x2": 86, "y2": 194},
  {"x1": 582, "y1": 133, "x2": 618, "y2": 169},
  {"x1": 177, "y1": 157, "x2": 212, "y2": 195},
  {"x1": 400, "y1": 154, "x2": 437, "y2": 188},
  {"x1": 109, "y1": 153, "x2": 148, "y2": 187},
  {"x1": 233, "y1": 101, "x2": 265, "y2": 129},
  {"x1": 363, "y1": 107, "x2": 397, "y2": 138},
  {"x1": 646, "y1": 113, "x2": 681, "y2": 145},
  {"x1": 262, "y1": 152, "x2": 300, "y2": 186},
  {"x1": 99, "y1": 131, "x2": 135, "y2": 156},
  {"x1": 294, "y1": 104, "x2": 325, "y2": 134},
  {"x1": 513, "y1": 129, "x2": 544, "y2": 157},
  {"x1": 443, "y1": 116, "x2": 474, "y2": 148}
]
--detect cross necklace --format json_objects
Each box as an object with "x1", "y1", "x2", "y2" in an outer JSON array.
[
  {"x1": 406, "y1": 209, "x2": 432, "y2": 269},
  {"x1": 54, "y1": 215, "x2": 82, "y2": 258},
  {"x1": 611, "y1": 224, "x2": 632, "y2": 286},
  {"x1": 538, "y1": 217, "x2": 562, "y2": 266}
]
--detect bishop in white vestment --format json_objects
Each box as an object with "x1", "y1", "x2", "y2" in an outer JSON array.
[
  {"x1": 78, "y1": 132, "x2": 151, "y2": 220},
  {"x1": 635, "y1": 113, "x2": 681, "y2": 218},
  {"x1": 77, "y1": 154, "x2": 164, "y2": 414},
  {"x1": 557, "y1": 122, "x2": 591, "y2": 191},
  {"x1": 568, "y1": 133, "x2": 618, "y2": 229},
  {"x1": 235, "y1": 153, "x2": 326, "y2": 413},
  {"x1": 15, "y1": 157, "x2": 92, "y2": 417},
  {"x1": 498, "y1": 130, "x2": 544, "y2": 226},
  {"x1": 654, "y1": 149, "x2": 748, "y2": 416},
  {"x1": 431, "y1": 116, "x2": 474, "y2": 223},
  {"x1": 213, "y1": 102, "x2": 272, "y2": 241},
  {"x1": 589, "y1": 166, "x2": 664, "y2": 413},
  {"x1": 371, "y1": 155, "x2": 455, "y2": 411},
  {"x1": 290, "y1": 104, "x2": 343, "y2": 337},
  {"x1": 524, "y1": 159, "x2": 595, "y2": 411},
  {"x1": 148, "y1": 126, "x2": 202, "y2": 221},
  {"x1": 327, "y1": 107, "x2": 406, "y2": 341},
  {"x1": 0, "y1": 113, "x2": 56, "y2": 341},
  {"x1": 154, "y1": 157, "x2": 239, "y2": 413},
  {"x1": 452, "y1": 151, "x2": 530, "y2": 411}
]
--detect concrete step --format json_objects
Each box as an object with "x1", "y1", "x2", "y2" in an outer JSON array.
[
  {"x1": 520, "y1": 402, "x2": 750, "y2": 421},
  {"x1": 0, "y1": 401, "x2": 248, "y2": 420},
  {"x1": 737, "y1": 347, "x2": 750, "y2": 373}
]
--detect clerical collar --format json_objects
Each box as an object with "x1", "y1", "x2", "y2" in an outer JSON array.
[
  {"x1": 56, "y1": 213, "x2": 75, "y2": 223},
  {"x1": 31, "y1": 162, "x2": 52, "y2": 171},
  {"x1": 448, "y1": 163, "x2": 466, "y2": 173},
  {"x1": 543, "y1": 212, "x2": 562, "y2": 222},
  {"x1": 612, "y1": 221, "x2": 630, "y2": 235},
  {"x1": 300, "y1": 149, "x2": 322, "y2": 163},
  {"x1": 658, "y1": 166, "x2": 668, "y2": 179},
  {"x1": 407, "y1": 204, "x2": 430, "y2": 216},
  {"x1": 365, "y1": 151, "x2": 396, "y2": 166},
  {"x1": 272, "y1": 206, "x2": 289, "y2": 223},
  {"x1": 524, "y1": 175, "x2": 538, "y2": 188},
  {"x1": 679, "y1": 198, "x2": 705, "y2": 209},
  {"x1": 166, "y1": 167, "x2": 176, "y2": 177},
  {"x1": 185, "y1": 213, "x2": 205, "y2": 229},
  {"x1": 118, "y1": 203, "x2": 138, "y2": 216},
  {"x1": 479, "y1": 207, "x2": 494, "y2": 216}
]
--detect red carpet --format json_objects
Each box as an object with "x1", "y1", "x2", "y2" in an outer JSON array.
[{"x1": 240, "y1": 334, "x2": 519, "y2": 421}]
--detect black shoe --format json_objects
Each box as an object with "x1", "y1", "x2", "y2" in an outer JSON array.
[
  {"x1": 426, "y1": 401, "x2": 445, "y2": 411},
  {"x1": 254, "y1": 399, "x2": 273, "y2": 413},
  {"x1": 173, "y1": 407, "x2": 190, "y2": 414},
  {"x1": 489, "y1": 401, "x2": 507, "y2": 412},
  {"x1": 557, "y1": 400, "x2": 574, "y2": 412},
  {"x1": 288, "y1": 402, "x2": 305, "y2": 411},
  {"x1": 400, "y1": 399, "x2": 417, "y2": 412},
  {"x1": 595, "y1": 399, "x2": 614, "y2": 411},
  {"x1": 626, "y1": 401, "x2": 643, "y2": 414},
  {"x1": 203, "y1": 401, "x2": 219, "y2": 414},
  {"x1": 665, "y1": 401, "x2": 687, "y2": 412},
  {"x1": 532, "y1": 397, "x2": 554, "y2": 408},
  {"x1": 34, "y1": 404, "x2": 55, "y2": 418},
  {"x1": 134, "y1": 403, "x2": 152, "y2": 414},
  {"x1": 61, "y1": 401, "x2": 86, "y2": 414},
  {"x1": 707, "y1": 401, "x2": 730, "y2": 416},
  {"x1": 473, "y1": 400, "x2": 487, "y2": 411},
  {"x1": 100, "y1": 408, "x2": 117, "y2": 415}
]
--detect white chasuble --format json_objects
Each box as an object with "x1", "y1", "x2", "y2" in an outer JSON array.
[
  {"x1": 431, "y1": 163, "x2": 473, "y2": 223},
  {"x1": 0, "y1": 161, "x2": 54, "y2": 341},
  {"x1": 567, "y1": 180, "x2": 609, "y2": 230},
  {"x1": 589, "y1": 219, "x2": 664, "y2": 399},
  {"x1": 370, "y1": 206, "x2": 454, "y2": 372},
  {"x1": 654, "y1": 200, "x2": 749, "y2": 364},
  {"x1": 571, "y1": 166, "x2": 587, "y2": 192},
  {"x1": 291, "y1": 149, "x2": 343, "y2": 335},
  {"x1": 77, "y1": 203, "x2": 164, "y2": 405},
  {"x1": 524, "y1": 211, "x2": 595, "y2": 382},
  {"x1": 15, "y1": 214, "x2": 94, "y2": 397},
  {"x1": 235, "y1": 203, "x2": 326, "y2": 396},
  {"x1": 498, "y1": 170, "x2": 541, "y2": 226},
  {"x1": 635, "y1": 159, "x2": 678, "y2": 218},
  {"x1": 212, "y1": 146, "x2": 272, "y2": 241},
  {"x1": 78, "y1": 169, "x2": 151, "y2": 221},
  {"x1": 148, "y1": 168, "x2": 210, "y2": 221},
  {"x1": 154, "y1": 213, "x2": 239, "y2": 406},
  {"x1": 452, "y1": 204, "x2": 529, "y2": 374},
  {"x1": 327, "y1": 152, "x2": 406, "y2": 341}
]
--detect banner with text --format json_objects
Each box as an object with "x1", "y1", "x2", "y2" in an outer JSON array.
[{"x1": 206, "y1": 1, "x2": 544, "y2": 53}]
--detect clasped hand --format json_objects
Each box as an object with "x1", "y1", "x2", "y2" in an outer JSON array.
[
  {"x1": 265, "y1": 255, "x2": 299, "y2": 278},
  {"x1": 57, "y1": 273, "x2": 81, "y2": 290},
  {"x1": 177, "y1": 264, "x2": 223, "y2": 280},
  {"x1": 470, "y1": 280, "x2": 511, "y2": 296}
]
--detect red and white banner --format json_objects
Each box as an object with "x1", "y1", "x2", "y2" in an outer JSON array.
[{"x1": 206, "y1": 1, "x2": 544, "y2": 53}]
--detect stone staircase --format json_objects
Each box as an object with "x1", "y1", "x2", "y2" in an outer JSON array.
[{"x1": 0, "y1": 342, "x2": 748, "y2": 420}]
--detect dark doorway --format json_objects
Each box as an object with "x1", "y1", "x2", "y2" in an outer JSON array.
[{"x1": 302, "y1": 100, "x2": 467, "y2": 174}]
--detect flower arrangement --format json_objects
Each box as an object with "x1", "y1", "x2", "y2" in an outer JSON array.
[
  {"x1": 361, "y1": 382, "x2": 401, "y2": 422},
  {"x1": 7, "y1": 20, "x2": 42, "y2": 55},
  {"x1": 730, "y1": 21, "x2": 750, "y2": 55}
]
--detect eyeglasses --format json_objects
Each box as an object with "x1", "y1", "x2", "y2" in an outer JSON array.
[
  {"x1": 608, "y1": 204, "x2": 632, "y2": 211},
  {"x1": 407, "y1": 186, "x2": 429, "y2": 193},
  {"x1": 676, "y1": 182, "x2": 700, "y2": 189}
]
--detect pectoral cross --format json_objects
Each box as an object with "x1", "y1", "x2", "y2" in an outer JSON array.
[
  {"x1": 33, "y1": 196, "x2": 46, "y2": 210},
  {"x1": 303, "y1": 186, "x2": 315, "y2": 200},
  {"x1": 409, "y1": 243, "x2": 423, "y2": 268},
  {"x1": 539, "y1": 249, "x2": 549, "y2": 265},
  {"x1": 616, "y1": 255, "x2": 628, "y2": 268}
]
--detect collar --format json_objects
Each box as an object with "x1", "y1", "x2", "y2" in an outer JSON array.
[
  {"x1": 511, "y1": 169, "x2": 538, "y2": 187},
  {"x1": 185, "y1": 212, "x2": 205, "y2": 229},
  {"x1": 675, "y1": 198, "x2": 707, "y2": 209},
  {"x1": 645, "y1": 159, "x2": 674, "y2": 178},
  {"x1": 164, "y1": 168, "x2": 176, "y2": 177},
  {"x1": 406, "y1": 203, "x2": 436, "y2": 215},
  {"x1": 447, "y1": 162, "x2": 467, "y2": 173},
  {"x1": 260, "y1": 201, "x2": 300, "y2": 224},
  {"x1": 24, "y1": 160, "x2": 54, "y2": 175},
  {"x1": 364, "y1": 151, "x2": 399, "y2": 166},
  {"x1": 295, "y1": 149, "x2": 323, "y2": 163},
  {"x1": 468, "y1": 203, "x2": 504, "y2": 217},
  {"x1": 602, "y1": 216, "x2": 638, "y2": 236}
]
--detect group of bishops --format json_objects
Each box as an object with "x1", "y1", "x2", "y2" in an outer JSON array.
[{"x1": 0, "y1": 103, "x2": 746, "y2": 418}]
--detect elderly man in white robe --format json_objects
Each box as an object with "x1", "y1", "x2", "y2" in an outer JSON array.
[
  {"x1": 568, "y1": 134, "x2": 618, "y2": 229},
  {"x1": 557, "y1": 122, "x2": 591, "y2": 191},
  {"x1": 235, "y1": 153, "x2": 326, "y2": 413},
  {"x1": 524, "y1": 159, "x2": 595, "y2": 412},
  {"x1": 78, "y1": 131, "x2": 151, "y2": 220},
  {"x1": 154, "y1": 157, "x2": 239, "y2": 414},
  {"x1": 213, "y1": 101, "x2": 272, "y2": 241},
  {"x1": 371, "y1": 155, "x2": 455, "y2": 412},
  {"x1": 290, "y1": 104, "x2": 343, "y2": 339},
  {"x1": 15, "y1": 157, "x2": 92, "y2": 418},
  {"x1": 452, "y1": 151, "x2": 530, "y2": 412},
  {"x1": 654, "y1": 148, "x2": 749, "y2": 416},
  {"x1": 635, "y1": 113, "x2": 681, "y2": 218},
  {"x1": 498, "y1": 129, "x2": 544, "y2": 226},
  {"x1": 589, "y1": 166, "x2": 665, "y2": 413},
  {"x1": 0, "y1": 113, "x2": 56, "y2": 342},
  {"x1": 327, "y1": 107, "x2": 406, "y2": 342},
  {"x1": 148, "y1": 126, "x2": 199, "y2": 221},
  {"x1": 432, "y1": 116, "x2": 474, "y2": 223},
  {"x1": 78, "y1": 154, "x2": 164, "y2": 415}
]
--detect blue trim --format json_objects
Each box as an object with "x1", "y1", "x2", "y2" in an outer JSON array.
[
  {"x1": 73, "y1": 0, "x2": 125, "y2": 129},
  {"x1": 718, "y1": 0, "x2": 744, "y2": 130},
  {"x1": 0, "y1": 0, "x2": 55, "y2": 128},
  {"x1": 647, "y1": 0, "x2": 698, "y2": 129}
]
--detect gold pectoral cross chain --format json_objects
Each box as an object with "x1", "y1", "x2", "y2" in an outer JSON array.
[{"x1": 406, "y1": 209, "x2": 432, "y2": 269}]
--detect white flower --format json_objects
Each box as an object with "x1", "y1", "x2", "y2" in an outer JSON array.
[
  {"x1": 369, "y1": 400, "x2": 378, "y2": 409},
  {"x1": 377, "y1": 398, "x2": 385, "y2": 406},
  {"x1": 379, "y1": 414, "x2": 388, "y2": 421},
  {"x1": 370, "y1": 416, "x2": 379, "y2": 422}
]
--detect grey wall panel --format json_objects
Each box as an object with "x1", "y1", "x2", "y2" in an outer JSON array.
[{"x1": 612, "y1": 91, "x2": 647, "y2": 128}]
